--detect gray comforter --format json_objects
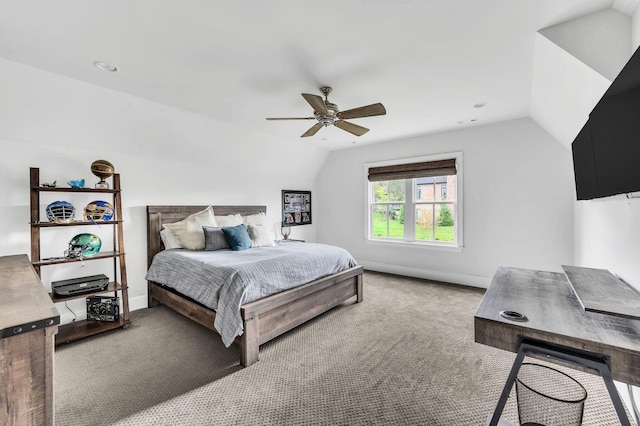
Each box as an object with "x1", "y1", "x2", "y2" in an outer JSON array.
[{"x1": 145, "y1": 242, "x2": 358, "y2": 346}]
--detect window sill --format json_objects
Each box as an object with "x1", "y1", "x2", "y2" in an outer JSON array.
[{"x1": 366, "y1": 238, "x2": 464, "y2": 253}]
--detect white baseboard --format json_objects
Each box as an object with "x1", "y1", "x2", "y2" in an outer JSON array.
[
  {"x1": 358, "y1": 260, "x2": 491, "y2": 289},
  {"x1": 129, "y1": 294, "x2": 148, "y2": 312}
]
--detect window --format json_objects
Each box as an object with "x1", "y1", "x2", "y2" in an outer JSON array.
[
  {"x1": 371, "y1": 180, "x2": 405, "y2": 239},
  {"x1": 366, "y1": 153, "x2": 462, "y2": 247}
]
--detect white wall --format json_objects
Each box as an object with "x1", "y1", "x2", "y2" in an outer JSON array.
[
  {"x1": 316, "y1": 118, "x2": 575, "y2": 288},
  {"x1": 0, "y1": 57, "x2": 327, "y2": 322},
  {"x1": 574, "y1": 196, "x2": 640, "y2": 287}
]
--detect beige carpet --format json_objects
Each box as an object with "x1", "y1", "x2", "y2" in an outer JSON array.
[{"x1": 54, "y1": 272, "x2": 633, "y2": 425}]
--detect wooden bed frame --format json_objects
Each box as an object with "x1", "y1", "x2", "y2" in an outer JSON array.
[{"x1": 146, "y1": 205, "x2": 364, "y2": 367}]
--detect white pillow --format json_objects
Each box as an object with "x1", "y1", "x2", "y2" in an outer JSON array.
[
  {"x1": 247, "y1": 224, "x2": 276, "y2": 247},
  {"x1": 160, "y1": 227, "x2": 182, "y2": 250},
  {"x1": 243, "y1": 213, "x2": 275, "y2": 247},
  {"x1": 215, "y1": 214, "x2": 243, "y2": 227},
  {"x1": 163, "y1": 206, "x2": 217, "y2": 250},
  {"x1": 242, "y1": 212, "x2": 268, "y2": 227}
]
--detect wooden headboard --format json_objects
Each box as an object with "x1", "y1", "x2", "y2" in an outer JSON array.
[{"x1": 146, "y1": 205, "x2": 266, "y2": 267}]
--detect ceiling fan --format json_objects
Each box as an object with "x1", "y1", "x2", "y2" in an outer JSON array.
[{"x1": 266, "y1": 86, "x2": 386, "y2": 137}]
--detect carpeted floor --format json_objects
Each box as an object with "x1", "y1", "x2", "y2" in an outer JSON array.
[{"x1": 54, "y1": 272, "x2": 632, "y2": 425}]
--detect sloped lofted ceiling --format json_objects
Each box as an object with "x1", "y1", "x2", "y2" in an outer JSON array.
[
  {"x1": 531, "y1": 6, "x2": 635, "y2": 147},
  {"x1": 0, "y1": 0, "x2": 627, "y2": 150}
]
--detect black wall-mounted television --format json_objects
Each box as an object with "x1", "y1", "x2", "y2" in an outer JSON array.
[{"x1": 571, "y1": 46, "x2": 640, "y2": 200}]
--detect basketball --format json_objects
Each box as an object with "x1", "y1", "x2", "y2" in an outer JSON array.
[{"x1": 90, "y1": 160, "x2": 115, "y2": 180}]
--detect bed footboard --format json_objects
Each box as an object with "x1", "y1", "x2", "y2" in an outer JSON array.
[
  {"x1": 148, "y1": 265, "x2": 363, "y2": 367},
  {"x1": 239, "y1": 265, "x2": 363, "y2": 366}
]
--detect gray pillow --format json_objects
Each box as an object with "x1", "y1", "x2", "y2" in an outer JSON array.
[{"x1": 202, "y1": 226, "x2": 230, "y2": 251}]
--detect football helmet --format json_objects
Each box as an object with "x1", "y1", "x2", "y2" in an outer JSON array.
[
  {"x1": 46, "y1": 201, "x2": 75, "y2": 223},
  {"x1": 67, "y1": 233, "x2": 102, "y2": 258},
  {"x1": 84, "y1": 200, "x2": 114, "y2": 222}
]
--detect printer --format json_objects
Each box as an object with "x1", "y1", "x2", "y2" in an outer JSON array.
[{"x1": 51, "y1": 274, "x2": 109, "y2": 296}]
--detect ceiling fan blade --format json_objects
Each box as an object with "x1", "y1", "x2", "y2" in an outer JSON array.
[
  {"x1": 266, "y1": 117, "x2": 315, "y2": 120},
  {"x1": 301, "y1": 123, "x2": 323, "y2": 137},
  {"x1": 337, "y1": 103, "x2": 386, "y2": 120},
  {"x1": 335, "y1": 120, "x2": 369, "y2": 136},
  {"x1": 301, "y1": 93, "x2": 328, "y2": 115}
]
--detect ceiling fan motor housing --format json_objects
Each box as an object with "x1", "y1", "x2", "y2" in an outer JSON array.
[{"x1": 316, "y1": 102, "x2": 339, "y2": 127}]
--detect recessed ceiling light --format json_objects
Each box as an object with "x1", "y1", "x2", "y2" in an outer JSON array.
[
  {"x1": 473, "y1": 102, "x2": 487, "y2": 108},
  {"x1": 94, "y1": 61, "x2": 118, "y2": 72}
]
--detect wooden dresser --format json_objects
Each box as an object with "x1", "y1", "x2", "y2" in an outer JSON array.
[{"x1": 0, "y1": 254, "x2": 60, "y2": 426}]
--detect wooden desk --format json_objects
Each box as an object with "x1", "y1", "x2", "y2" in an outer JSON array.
[
  {"x1": 562, "y1": 265, "x2": 640, "y2": 320},
  {"x1": 475, "y1": 266, "x2": 640, "y2": 426},
  {"x1": 0, "y1": 254, "x2": 60, "y2": 426}
]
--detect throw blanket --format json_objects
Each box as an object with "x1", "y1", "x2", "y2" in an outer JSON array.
[{"x1": 145, "y1": 242, "x2": 358, "y2": 346}]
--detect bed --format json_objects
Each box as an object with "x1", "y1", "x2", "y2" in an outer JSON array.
[{"x1": 146, "y1": 205, "x2": 364, "y2": 367}]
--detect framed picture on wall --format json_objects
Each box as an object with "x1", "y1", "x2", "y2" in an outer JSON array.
[{"x1": 282, "y1": 190, "x2": 311, "y2": 226}]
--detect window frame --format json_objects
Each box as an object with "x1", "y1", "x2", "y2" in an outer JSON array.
[{"x1": 364, "y1": 152, "x2": 463, "y2": 249}]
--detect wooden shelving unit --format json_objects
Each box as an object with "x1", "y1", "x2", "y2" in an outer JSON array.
[{"x1": 29, "y1": 167, "x2": 130, "y2": 344}]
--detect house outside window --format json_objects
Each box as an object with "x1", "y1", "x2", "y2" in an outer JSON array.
[{"x1": 366, "y1": 152, "x2": 463, "y2": 247}]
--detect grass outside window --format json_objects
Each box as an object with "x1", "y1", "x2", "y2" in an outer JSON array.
[{"x1": 373, "y1": 213, "x2": 454, "y2": 241}]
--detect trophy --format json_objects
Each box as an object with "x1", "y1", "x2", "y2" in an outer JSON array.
[
  {"x1": 90, "y1": 160, "x2": 115, "y2": 189},
  {"x1": 281, "y1": 225, "x2": 291, "y2": 240}
]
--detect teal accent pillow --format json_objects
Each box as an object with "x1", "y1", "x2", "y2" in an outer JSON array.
[{"x1": 222, "y1": 224, "x2": 252, "y2": 251}]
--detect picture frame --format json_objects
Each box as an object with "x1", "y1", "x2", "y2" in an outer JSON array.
[{"x1": 282, "y1": 190, "x2": 312, "y2": 226}]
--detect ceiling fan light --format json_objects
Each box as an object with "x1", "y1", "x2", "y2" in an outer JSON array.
[{"x1": 314, "y1": 111, "x2": 335, "y2": 126}]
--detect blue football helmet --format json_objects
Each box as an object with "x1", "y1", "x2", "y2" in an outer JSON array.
[{"x1": 46, "y1": 201, "x2": 75, "y2": 223}]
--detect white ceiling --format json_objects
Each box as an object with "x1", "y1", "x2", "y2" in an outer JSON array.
[{"x1": 0, "y1": 0, "x2": 621, "y2": 150}]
